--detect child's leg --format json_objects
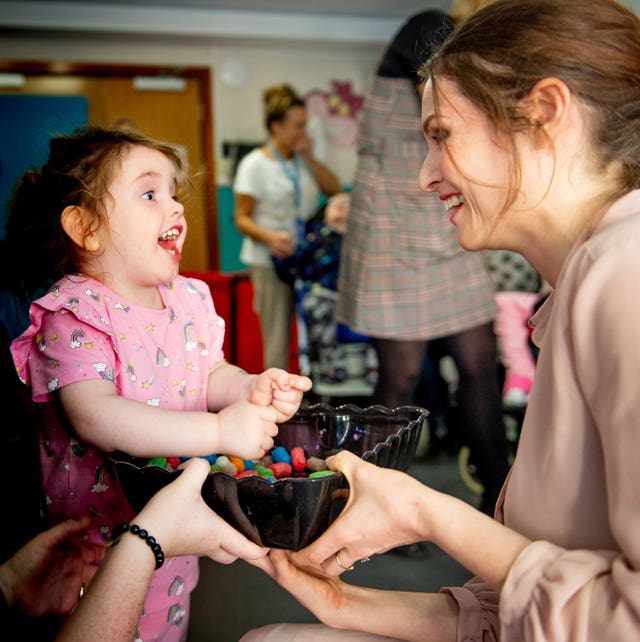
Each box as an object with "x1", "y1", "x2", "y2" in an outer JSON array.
[{"x1": 494, "y1": 291, "x2": 539, "y2": 404}]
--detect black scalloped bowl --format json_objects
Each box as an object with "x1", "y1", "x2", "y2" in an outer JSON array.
[{"x1": 110, "y1": 404, "x2": 427, "y2": 550}]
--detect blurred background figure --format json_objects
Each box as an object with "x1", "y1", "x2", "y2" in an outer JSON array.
[
  {"x1": 335, "y1": 0, "x2": 510, "y2": 513},
  {"x1": 234, "y1": 83, "x2": 340, "y2": 371}
]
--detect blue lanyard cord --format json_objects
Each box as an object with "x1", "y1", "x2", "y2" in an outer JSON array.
[{"x1": 269, "y1": 144, "x2": 301, "y2": 210}]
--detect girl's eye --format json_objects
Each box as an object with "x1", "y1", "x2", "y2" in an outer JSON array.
[{"x1": 141, "y1": 191, "x2": 154, "y2": 201}]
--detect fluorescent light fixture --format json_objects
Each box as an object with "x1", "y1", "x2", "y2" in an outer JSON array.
[
  {"x1": 133, "y1": 76, "x2": 186, "y2": 91},
  {"x1": 0, "y1": 73, "x2": 26, "y2": 88}
]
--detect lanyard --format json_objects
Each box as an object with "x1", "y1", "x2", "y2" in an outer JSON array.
[{"x1": 269, "y1": 144, "x2": 301, "y2": 211}]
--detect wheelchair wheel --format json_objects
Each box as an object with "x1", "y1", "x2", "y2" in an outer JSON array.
[{"x1": 457, "y1": 445, "x2": 484, "y2": 495}]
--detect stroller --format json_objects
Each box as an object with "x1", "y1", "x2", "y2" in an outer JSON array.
[{"x1": 273, "y1": 203, "x2": 378, "y2": 400}]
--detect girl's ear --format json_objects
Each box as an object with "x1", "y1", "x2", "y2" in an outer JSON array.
[{"x1": 61, "y1": 205, "x2": 100, "y2": 252}]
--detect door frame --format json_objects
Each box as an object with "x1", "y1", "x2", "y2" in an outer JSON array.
[{"x1": 0, "y1": 59, "x2": 218, "y2": 269}]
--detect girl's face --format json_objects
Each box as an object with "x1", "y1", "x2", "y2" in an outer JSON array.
[
  {"x1": 96, "y1": 145, "x2": 186, "y2": 304},
  {"x1": 419, "y1": 77, "x2": 528, "y2": 251},
  {"x1": 272, "y1": 105, "x2": 308, "y2": 153}
]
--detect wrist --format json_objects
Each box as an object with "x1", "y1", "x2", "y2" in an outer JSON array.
[
  {"x1": 111, "y1": 522, "x2": 165, "y2": 570},
  {"x1": 242, "y1": 373, "x2": 260, "y2": 400}
]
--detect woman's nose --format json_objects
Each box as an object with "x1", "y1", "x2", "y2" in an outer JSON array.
[{"x1": 419, "y1": 154, "x2": 441, "y2": 193}]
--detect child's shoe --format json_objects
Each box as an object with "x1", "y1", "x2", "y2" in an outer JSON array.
[{"x1": 502, "y1": 375, "x2": 532, "y2": 407}]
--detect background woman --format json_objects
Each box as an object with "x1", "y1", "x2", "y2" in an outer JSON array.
[
  {"x1": 234, "y1": 83, "x2": 340, "y2": 371},
  {"x1": 335, "y1": 0, "x2": 509, "y2": 514}
]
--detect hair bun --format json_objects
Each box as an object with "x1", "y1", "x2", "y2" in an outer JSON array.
[{"x1": 263, "y1": 83, "x2": 299, "y2": 116}]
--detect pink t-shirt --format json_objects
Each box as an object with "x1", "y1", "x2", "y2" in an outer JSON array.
[{"x1": 11, "y1": 274, "x2": 225, "y2": 641}]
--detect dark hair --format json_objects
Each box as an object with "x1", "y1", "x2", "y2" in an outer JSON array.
[
  {"x1": 422, "y1": 0, "x2": 640, "y2": 201},
  {"x1": 263, "y1": 83, "x2": 305, "y2": 132},
  {"x1": 0, "y1": 125, "x2": 189, "y2": 295}
]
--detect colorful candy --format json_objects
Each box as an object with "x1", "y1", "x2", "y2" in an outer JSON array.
[
  {"x1": 144, "y1": 444, "x2": 336, "y2": 480},
  {"x1": 291, "y1": 446, "x2": 307, "y2": 472}
]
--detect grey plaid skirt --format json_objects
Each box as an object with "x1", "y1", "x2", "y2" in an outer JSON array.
[{"x1": 336, "y1": 76, "x2": 497, "y2": 340}]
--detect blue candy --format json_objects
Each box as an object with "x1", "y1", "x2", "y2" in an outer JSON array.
[{"x1": 270, "y1": 445, "x2": 292, "y2": 464}]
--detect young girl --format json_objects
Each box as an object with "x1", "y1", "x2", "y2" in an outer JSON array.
[{"x1": 7, "y1": 125, "x2": 311, "y2": 640}]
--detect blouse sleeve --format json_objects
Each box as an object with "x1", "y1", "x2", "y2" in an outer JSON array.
[
  {"x1": 500, "y1": 239, "x2": 640, "y2": 640},
  {"x1": 440, "y1": 577, "x2": 500, "y2": 642}
]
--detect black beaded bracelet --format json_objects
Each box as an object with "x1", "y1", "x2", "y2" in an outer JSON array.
[{"x1": 112, "y1": 522, "x2": 165, "y2": 570}]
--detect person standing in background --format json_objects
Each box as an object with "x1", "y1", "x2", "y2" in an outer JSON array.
[
  {"x1": 234, "y1": 84, "x2": 341, "y2": 371},
  {"x1": 336, "y1": 0, "x2": 509, "y2": 513}
]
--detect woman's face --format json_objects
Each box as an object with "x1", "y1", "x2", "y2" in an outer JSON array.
[
  {"x1": 272, "y1": 105, "x2": 308, "y2": 153},
  {"x1": 419, "y1": 77, "x2": 526, "y2": 251}
]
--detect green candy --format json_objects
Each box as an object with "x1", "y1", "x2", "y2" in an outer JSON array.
[{"x1": 308, "y1": 470, "x2": 335, "y2": 479}]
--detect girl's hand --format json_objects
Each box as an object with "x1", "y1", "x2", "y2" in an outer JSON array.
[
  {"x1": 249, "y1": 368, "x2": 312, "y2": 422},
  {"x1": 216, "y1": 400, "x2": 279, "y2": 460}
]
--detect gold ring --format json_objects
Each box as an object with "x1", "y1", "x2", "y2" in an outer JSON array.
[{"x1": 334, "y1": 552, "x2": 354, "y2": 571}]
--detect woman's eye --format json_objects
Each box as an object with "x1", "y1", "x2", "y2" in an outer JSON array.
[{"x1": 430, "y1": 131, "x2": 448, "y2": 146}]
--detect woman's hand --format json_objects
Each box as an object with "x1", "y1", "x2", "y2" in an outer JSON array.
[
  {"x1": 292, "y1": 451, "x2": 436, "y2": 575},
  {"x1": 267, "y1": 230, "x2": 295, "y2": 259},
  {"x1": 249, "y1": 368, "x2": 312, "y2": 422},
  {"x1": 249, "y1": 548, "x2": 349, "y2": 628}
]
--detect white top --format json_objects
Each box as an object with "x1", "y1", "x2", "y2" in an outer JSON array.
[{"x1": 233, "y1": 147, "x2": 320, "y2": 267}]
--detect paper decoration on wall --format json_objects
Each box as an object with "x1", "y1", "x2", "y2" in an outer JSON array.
[{"x1": 305, "y1": 80, "x2": 364, "y2": 147}]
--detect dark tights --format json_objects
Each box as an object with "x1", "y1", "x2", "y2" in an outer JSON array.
[{"x1": 372, "y1": 323, "x2": 510, "y2": 506}]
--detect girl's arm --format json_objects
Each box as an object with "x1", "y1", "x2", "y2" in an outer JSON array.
[
  {"x1": 58, "y1": 379, "x2": 279, "y2": 460},
  {"x1": 205, "y1": 361, "x2": 311, "y2": 420}
]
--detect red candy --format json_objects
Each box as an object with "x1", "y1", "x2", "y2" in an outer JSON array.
[
  {"x1": 166, "y1": 457, "x2": 182, "y2": 471},
  {"x1": 290, "y1": 446, "x2": 307, "y2": 472},
  {"x1": 235, "y1": 469, "x2": 259, "y2": 479},
  {"x1": 268, "y1": 462, "x2": 292, "y2": 479}
]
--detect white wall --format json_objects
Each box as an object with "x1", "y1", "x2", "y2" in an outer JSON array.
[
  {"x1": 1, "y1": 0, "x2": 639, "y2": 185},
  {"x1": 0, "y1": 31, "x2": 380, "y2": 186}
]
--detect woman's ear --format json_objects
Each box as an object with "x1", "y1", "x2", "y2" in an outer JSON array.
[
  {"x1": 525, "y1": 77, "x2": 572, "y2": 139},
  {"x1": 61, "y1": 205, "x2": 100, "y2": 252}
]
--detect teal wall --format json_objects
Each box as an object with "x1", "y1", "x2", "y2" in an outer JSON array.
[{"x1": 217, "y1": 185, "x2": 247, "y2": 273}]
